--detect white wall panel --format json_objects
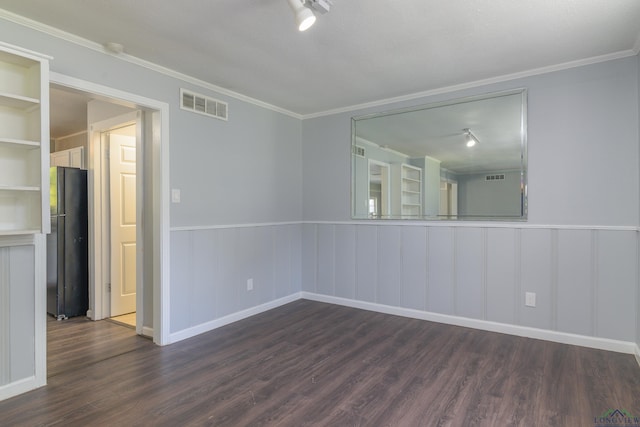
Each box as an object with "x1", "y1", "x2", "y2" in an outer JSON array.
[
  {"x1": 273, "y1": 225, "x2": 294, "y2": 299},
  {"x1": 596, "y1": 230, "x2": 637, "y2": 341},
  {"x1": 377, "y1": 226, "x2": 402, "y2": 307},
  {"x1": 0, "y1": 248, "x2": 8, "y2": 385},
  {"x1": 427, "y1": 227, "x2": 455, "y2": 315},
  {"x1": 400, "y1": 227, "x2": 427, "y2": 311},
  {"x1": 252, "y1": 226, "x2": 276, "y2": 306},
  {"x1": 355, "y1": 226, "x2": 378, "y2": 303},
  {"x1": 9, "y1": 245, "x2": 35, "y2": 382},
  {"x1": 556, "y1": 229, "x2": 593, "y2": 336},
  {"x1": 191, "y1": 229, "x2": 218, "y2": 326},
  {"x1": 334, "y1": 225, "x2": 356, "y2": 300},
  {"x1": 170, "y1": 231, "x2": 192, "y2": 333},
  {"x1": 301, "y1": 224, "x2": 317, "y2": 292},
  {"x1": 455, "y1": 228, "x2": 485, "y2": 320},
  {"x1": 486, "y1": 228, "x2": 517, "y2": 324},
  {"x1": 520, "y1": 229, "x2": 554, "y2": 330},
  {"x1": 316, "y1": 224, "x2": 335, "y2": 296},
  {"x1": 216, "y1": 228, "x2": 240, "y2": 318}
]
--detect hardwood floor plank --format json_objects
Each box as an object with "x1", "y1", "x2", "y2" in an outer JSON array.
[{"x1": 2, "y1": 300, "x2": 639, "y2": 426}]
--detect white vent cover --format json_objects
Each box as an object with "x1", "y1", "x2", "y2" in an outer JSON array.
[
  {"x1": 180, "y1": 89, "x2": 228, "y2": 121},
  {"x1": 485, "y1": 174, "x2": 505, "y2": 181},
  {"x1": 352, "y1": 145, "x2": 365, "y2": 157}
]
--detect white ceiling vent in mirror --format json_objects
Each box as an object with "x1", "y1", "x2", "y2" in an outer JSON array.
[{"x1": 180, "y1": 89, "x2": 228, "y2": 121}]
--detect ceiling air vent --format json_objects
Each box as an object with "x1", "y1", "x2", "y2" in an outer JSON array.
[
  {"x1": 485, "y1": 174, "x2": 505, "y2": 181},
  {"x1": 180, "y1": 89, "x2": 228, "y2": 121}
]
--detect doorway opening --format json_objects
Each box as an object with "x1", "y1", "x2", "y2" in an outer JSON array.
[{"x1": 48, "y1": 73, "x2": 169, "y2": 347}]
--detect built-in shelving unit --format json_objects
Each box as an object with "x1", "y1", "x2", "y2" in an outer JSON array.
[
  {"x1": 391, "y1": 163, "x2": 423, "y2": 218},
  {"x1": 0, "y1": 44, "x2": 49, "y2": 235}
]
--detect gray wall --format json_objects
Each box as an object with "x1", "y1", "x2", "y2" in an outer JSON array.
[
  {"x1": 0, "y1": 17, "x2": 303, "y2": 340},
  {"x1": 302, "y1": 55, "x2": 640, "y2": 345}
]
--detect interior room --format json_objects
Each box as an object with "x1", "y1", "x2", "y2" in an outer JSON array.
[{"x1": 0, "y1": 1, "x2": 640, "y2": 425}]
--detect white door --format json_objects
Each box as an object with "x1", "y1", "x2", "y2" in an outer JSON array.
[{"x1": 109, "y1": 129, "x2": 137, "y2": 316}]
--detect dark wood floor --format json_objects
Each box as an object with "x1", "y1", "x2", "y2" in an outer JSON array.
[{"x1": 1, "y1": 300, "x2": 639, "y2": 426}]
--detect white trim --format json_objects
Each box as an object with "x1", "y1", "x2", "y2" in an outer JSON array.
[
  {"x1": 0, "y1": 235, "x2": 36, "y2": 247},
  {"x1": 49, "y1": 72, "x2": 171, "y2": 346},
  {"x1": 635, "y1": 344, "x2": 640, "y2": 368},
  {"x1": 142, "y1": 326, "x2": 154, "y2": 338},
  {"x1": 33, "y1": 234, "x2": 47, "y2": 390},
  {"x1": 301, "y1": 292, "x2": 638, "y2": 355},
  {"x1": 0, "y1": 40, "x2": 52, "y2": 61},
  {"x1": 167, "y1": 293, "x2": 301, "y2": 344},
  {"x1": 170, "y1": 221, "x2": 303, "y2": 232},
  {"x1": 302, "y1": 220, "x2": 639, "y2": 231},
  {"x1": 0, "y1": 9, "x2": 301, "y2": 120},
  {"x1": 171, "y1": 221, "x2": 639, "y2": 233},
  {"x1": 52, "y1": 129, "x2": 87, "y2": 141},
  {"x1": 0, "y1": 376, "x2": 39, "y2": 401},
  {"x1": 303, "y1": 49, "x2": 639, "y2": 119}
]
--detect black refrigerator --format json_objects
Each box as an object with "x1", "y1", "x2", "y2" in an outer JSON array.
[{"x1": 46, "y1": 166, "x2": 89, "y2": 320}]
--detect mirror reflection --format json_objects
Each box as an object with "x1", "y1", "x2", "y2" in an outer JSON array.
[{"x1": 352, "y1": 89, "x2": 527, "y2": 220}]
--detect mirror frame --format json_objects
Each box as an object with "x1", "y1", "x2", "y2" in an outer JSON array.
[{"x1": 351, "y1": 88, "x2": 528, "y2": 221}]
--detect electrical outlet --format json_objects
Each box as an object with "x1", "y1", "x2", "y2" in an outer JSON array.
[
  {"x1": 247, "y1": 278, "x2": 253, "y2": 291},
  {"x1": 525, "y1": 292, "x2": 536, "y2": 307}
]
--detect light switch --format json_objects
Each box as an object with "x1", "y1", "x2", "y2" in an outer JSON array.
[{"x1": 171, "y1": 188, "x2": 181, "y2": 203}]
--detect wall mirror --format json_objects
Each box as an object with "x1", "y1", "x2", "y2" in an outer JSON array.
[{"x1": 352, "y1": 89, "x2": 527, "y2": 221}]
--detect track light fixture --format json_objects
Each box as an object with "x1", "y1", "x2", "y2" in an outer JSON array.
[
  {"x1": 287, "y1": 0, "x2": 333, "y2": 32},
  {"x1": 287, "y1": 0, "x2": 316, "y2": 31},
  {"x1": 463, "y1": 128, "x2": 479, "y2": 147}
]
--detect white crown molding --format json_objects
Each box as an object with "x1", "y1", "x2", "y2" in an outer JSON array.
[
  {"x1": 303, "y1": 49, "x2": 639, "y2": 119},
  {"x1": 0, "y1": 8, "x2": 303, "y2": 120}
]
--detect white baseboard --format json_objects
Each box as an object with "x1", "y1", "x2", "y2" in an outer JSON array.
[
  {"x1": 142, "y1": 326, "x2": 154, "y2": 338},
  {"x1": 0, "y1": 375, "x2": 44, "y2": 401},
  {"x1": 635, "y1": 344, "x2": 640, "y2": 367},
  {"x1": 301, "y1": 292, "x2": 638, "y2": 356},
  {"x1": 168, "y1": 293, "x2": 302, "y2": 344}
]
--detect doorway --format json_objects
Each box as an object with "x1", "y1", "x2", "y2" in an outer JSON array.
[{"x1": 49, "y1": 72, "x2": 170, "y2": 346}]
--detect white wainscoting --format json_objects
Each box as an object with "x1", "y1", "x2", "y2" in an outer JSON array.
[
  {"x1": 302, "y1": 222, "x2": 639, "y2": 353},
  {"x1": 169, "y1": 223, "x2": 302, "y2": 342},
  {"x1": 0, "y1": 235, "x2": 46, "y2": 401}
]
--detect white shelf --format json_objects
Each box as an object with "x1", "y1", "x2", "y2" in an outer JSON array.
[
  {"x1": 0, "y1": 137, "x2": 40, "y2": 149},
  {"x1": 391, "y1": 163, "x2": 423, "y2": 218},
  {"x1": 0, "y1": 92, "x2": 39, "y2": 110},
  {"x1": 0, "y1": 44, "x2": 48, "y2": 235},
  {"x1": 0, "y1": 185, "x2": 40, "y2": 192}
]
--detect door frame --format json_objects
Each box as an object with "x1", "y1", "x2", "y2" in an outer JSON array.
[{"x1": 50, "y1": 72, "x2": 170, "y2": 346}]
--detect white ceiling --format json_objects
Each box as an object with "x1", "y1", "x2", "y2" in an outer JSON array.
[{"x1": 1, "y1": 0, "x2": 640, "y2": 120}]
